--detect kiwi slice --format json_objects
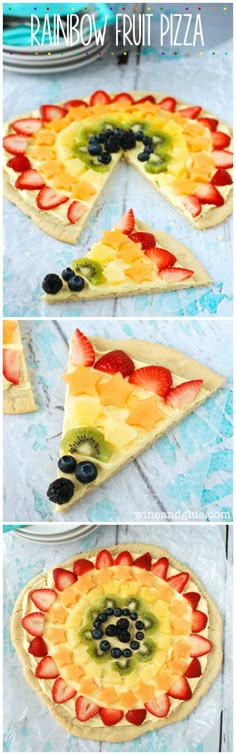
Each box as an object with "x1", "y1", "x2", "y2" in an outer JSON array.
[
  {"x1": 87, "y1": 645, "x2": 107, "y2": 664},
  {"x1": 141, "y1": 611, "x2": 159, "y2": 633},
  {"x1": 61, "y1": 427, "x2": 114, "y2": 462},
  {"x1": 152, "y1": 130, "x2": 172, "y2": 151},
  {"x1": 145, "y1": 153, "x2": 171, "y2": 175},
  {"x1": 113, "y1": 657, "x2": 135, "y2": 676},
  {"x1": 137, "y1": 639, "x2": 155, "y2": 663},
  {"x1": 127, "y1": 597, "x2": 140, "y2": 612},
  {"x1": 80, "y1": 624, "x2": 92, "y2": 643},
  {"x1": 71, "y1": 258, "x2": 105, "y2": 286}
]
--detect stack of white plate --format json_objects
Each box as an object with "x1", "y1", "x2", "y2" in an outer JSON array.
[{"x1": 15, "y1": 524, "x2": 98, "y2": 543}]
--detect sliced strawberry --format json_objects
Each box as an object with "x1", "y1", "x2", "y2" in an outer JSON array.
[
  {"x1": 114, "y1": 550, "x2": 133, "y2": 566},
  {"x1": 185, "y1": 657, "x2": 202, "y2": 678},
  {"x1": 183, "y1": 591, "x2": 200, "y2": 610},
  {"x1": 12, "y1": 117, "x2": 42, "y2": 136},
  {"x1": 36, "y1": 186, "x2": 68, "y2": 211},
  {"x1": 15, "y1": 169, "x2": 45, "y2": 190},
  {"x1": 3, "y1": 349, "x2": 20, "y2": 385},
  {"x1": 145, "y1": 246, "x2": 176, "y2": 271},
  {"x1": 126, "y1": 709, "x2": 146, "y2": 725},
  {"x1": 73, "y1": 558, "x2": 94, "y2": 576},
  {"x1": 64, "y1": 99, "x2": 88, "y2": 109},
  {"x1": 192, "y1": 610, "x2": 208, "y2": 632},
  {"x1": 90, "y1": 90, "x2": 111, "y2": 106},
  {"x1": 116, "y1": 208, "x2": 135, "y2": 235},
  {"x1": 30, "y1": 588, "x2": 57, "y2": 612},
  {"x1": 195, "y1": 183, "x2": 224, "y2": 207},
  {"x1": 52, "y1": 677, "x2": 76, "y2": 704},
  {"x1": 169, "y1": 676, "x2": 192, "y2": 701},
  {"x1": 71, "y1": 328, "x2": 95, "y2": 367},
  {"x1": 151, "y1": 557, "x2": 169, "y2": 579},
  {"x1": 133, "y1": 552, "x2": 152, "y2": 570},
  {"x1": 165, "y1": 379, "x2": 203, "y2": 410},
  {"x1": 129, "y1": 365, "x2": 172, "y2": 398},
  {"x1": 135, "y1": 95, "x2": 156, "y2": 104},
  {"x1": 129, "y1": 231, "x2": 156, "y2": 249},
  {"x1": 75, "y1": 696, "x2": 100, "y2": 722},
  {"x1": 190, "y1": 634, "x2": 212, "y2": 657},
  {"x1": 212, "y1": 168, "x2": 232, "y2": 186},
  {"x1": 3, "y1": 133, "x2": 27, "y2": 155},
  {"x1": 7, "y1": 155, "x2": 31, "y2": 172},
  {"x1": 40, "y1": 104, "x2": 67, "y2": 122},
  {"x1": 213, "y1": 150, "x2": 233, "y2": 168},
  {"x1": 145, "y1": 693, "x2": 170, "y2": 718},
  {"x1": 95, "y1": 350, "x2": 134, "y2": 377},
  {"x1": 28, "y1": 637, "x2": 48, "y2": 657},
  {"x1": 53, "y1": 567, "x2": 77, "y2": 591},
  {"x1": 198, "y1": 117, "x2": 218, "y2": 132},
  {"x1": 179, "y1": 106, "x2": 201, "y2": 119},
  {"x1": 22, "y1": 612, "x2": 44, "y2": 636},
  {"x1": 112, "y1": 93, "x2": 134, "y2": 105},
  {"x1": 100, "y1": 707, "x2": 123, "y2": 726},
  {"x1": 212, "y1": 131, "x2": 231, "y2": 150},
  {"x1": 95, "y1": 549, "x2": 113, "y2": 569},
  {"x1": 67, "y1": 200, "x2": 85, "y2": 224},
  {"x1": 159, "y1": 97, "x2": 176, "y2": 112},
  {"x1": 182, "y1": 194, "x2": 202, "y2": 217},
  {"x1": 160, "y1": 267, "x2": 194, "y2": 283},
  {"x1": 166, "y1": 572, "x2": 189, "y2": 592},
  {"x1": 35, "y1": 656, "x2": 59, "y2": 679}
]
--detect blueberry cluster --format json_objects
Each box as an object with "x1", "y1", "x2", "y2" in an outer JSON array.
[
  {"x1": 137, "y1": 134, "x2": 154, "y2": 162},
  {"x1": 90, "y1": 607, "x2": 146, "y2": 657},
  {"x1": 47, "y1": 456, "x2": 98, "y2": 504},
  {"x1": 88, "y1": 127, "x2": 139, "y2": 164},
  {"x1": 42, "y1": 269, "x2": 85, "y2": 296}
]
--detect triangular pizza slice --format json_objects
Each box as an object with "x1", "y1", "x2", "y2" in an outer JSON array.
[
  {"x1": 3, "y1": 320, "x2": 37, "y2": 413},
  {"x1": 46, "y1": 329, "x2": 224, "y2": 512},
  {"x1": 42, "y1": 209, "x2": 211, "y2": 303}
]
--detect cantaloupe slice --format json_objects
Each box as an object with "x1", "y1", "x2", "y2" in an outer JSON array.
[
  {"x1": 46, "y1": 605, "x2": 69, "y2": 624},
  {"x1": 97, "y1": 373, "x2": 134, "y2": 408},
  {"x1": 125, "y1": 260, "x2": 154, "y2": 283},
  {"x1": 127, "y1": 396, "x2": 166, "y2": 431},
  {"x1": 53, "y1": 647, "x2": 74, "y2": 667},
  {"x1": 62, "y1": 365, "x2": 102, "y2": 396}
]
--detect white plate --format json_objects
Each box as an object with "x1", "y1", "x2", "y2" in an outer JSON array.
[
  {"x1": 3, "y1": 43, "x2": 102, "y2": 66},
  {"x1": 3, "y1": 36, "x2": 101, "y2": 62},
  {"x1": 15, "y1": 524, "x2": 98, "y2": 543},
  {"x1": 3, "y1": 42, "x2": 110, "y2": 74}
]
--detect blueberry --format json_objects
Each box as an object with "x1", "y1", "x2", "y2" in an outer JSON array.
[
  {"x1": 135, "y1": 620, "x2": 144, "y2": 630},
  {"x1": 88, "y1": 143, "x2": 102, "y2": 156},
  {"x1": 68, "y1": 275, "x2": 85, "y2": 292},
  {"x1": 75, "y1": 461, "x2": 97, "y2": 484},
  {"x1": 98, "y1": 613, "x2": 108, "y2": 623},
  {"x1": 105, "y1": 135, "x2": 120, "y2": 153},
  {"x1": 98, "y1": 152, "x2": 112, "y2": 165},
  {"x1": 61, "y1": 267, "x2": 74, "y2": 281},
  {"x1": 143, "y1": 136, "x2": 153, "y2": 145},
  {"x1": 114, "y1": 608, "x2": 122, "y2": 617},
  {"x1": 118, "y1": 630, "x2": 131, "y2": 644},
  {"x1": 138, "y1": 152, "x2": 149, "y2": 162},
  {"x1": 130, "y1": 612, "x2": 138, "y2": 621},
  {"x1": 89, "y1": 134, "x2": 100, "y2": 143},
  {"x1": 105, "y1": 624, "x2": 117, "y2": 637},
  {"x1": 100, "y1": 640, "x2": 110, "y2": 652},
  {"x1": 120, "y1": 130, "x2": 136, "y2": 150},
  {"x1": 105, "y1": 607, "x2": 114, "y2": 616},
  {"x1": 98, "y1": 133, "x2": 105, "y2": 143},
  {"x1": 144, "y1": 144, "x2": 153, "y2": 154},
  {"x1": 42, "y1": 273, "x2": 63, "y2": 295},
  {"x1": 111, "y1": 647, "x2": 122, "y2": 658},
  {"x1": 121, "y1": 608, "x2": 130, "y2": 616},
  {"x1": 136, "y1": 631, "x2": 144, "y2": 640},
  {"x1": 130, "y1": 640, "x2": 140, "y2": 650},
  {"x1": 116, "y1": 618, "x2": 129, "y2": 630},
  {"x1": 135, "y1": 129, "x2": 144, "y2": 141},
  {"x1": 122, "y1": 648, "x2": 132, "y2": 657},
  {"x1": 92, "y1": 628, "x2": 103, "y2": 640},
  {"x1": 93, "y1": 619, "x2": 101, "y2": 628},
  {"x1": 104, "y1": 128, "x2": 113, "y2": 138},
  {"x1": 58, "y1": 455, "x2": 76, "y2": 474}
]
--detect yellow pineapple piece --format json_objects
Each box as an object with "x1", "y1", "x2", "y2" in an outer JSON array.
[
  {"x1": 156, "y1": 633, "x2": 171, "y2": 651},
  {"x1": 158, "y1": 616, "x2": 171, "y2": 634},
  {"x1": 140, "y1": 587, "x2": 157, "y2": 604},
  {"x1": 66, "y1": 158, "x2": 86, "y2": 177},
  {"x1": 152, "y1": 650, "x2": 167, "y2": 669},
  {"x1": 104, "y1": 419, "x2": 138, "y2": 448},
  {"x1": 154, "y1": 599, "x2": 169, "y2": 618},
  {"x1": 69, "y1": 398, "x2": 104, "y2": 427},
  {"x1": 67, "y1": 628, "x2": 80, "y2": 648},
  {"x1": 119, "y1": 582, "x2": 138, "y2": 597},
  {"x1": 88, "y1": 242, "x2": 116, "y2": 265},
  {"x1": 104, "y1": 581, "x2": 120, "y2": 595},
  {"x1": 104, "y1": 259, "x2": 127, "y2": 284}
]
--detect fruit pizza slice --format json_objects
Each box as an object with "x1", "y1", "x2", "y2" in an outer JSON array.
[
  {"x1": 42, "y1": 208, "x2": 211, "y2": 303},
  {"x1": 46, "y1": 328, "x2": 224, "y2": 512},
  {"x1": 3, "y1": 320, "x2": 37, "y2": 414},
  {"x1": 11, "y1": 542, "x2": 222, "y2": 743}
]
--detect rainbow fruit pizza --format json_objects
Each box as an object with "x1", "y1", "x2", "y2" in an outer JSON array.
[
  {"x1": 11, "y1": 542, "x2": 222, "y2": 743},
  {"x1": 3, "y1": 320, "x2": 37, "y2": 414},
  {"x1": 3, "y1": 90, "x2": 233, "y2": 242}
]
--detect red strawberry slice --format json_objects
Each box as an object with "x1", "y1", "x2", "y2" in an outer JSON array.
[
  {"x1": 145, "y1": 246, "x2": 176, "y2": 271},
  {"x1": 129, "y1": 365, "x2": 172, "y2": 398},
  {"x1": 114, "y1": 550, "x2": 133, "y2": 566},
  {"x1": 185, "y1": 657, "x2": 202, "y2": 678},
  {"x1": 126, "y1": 709, "x2": 146, "y2": 725},
  {"x1": 53, "y1": 568, "x2": 77, "y2": 591},
  {"x1": 190, "y1": 634, "x2": 212, "y2": 657},
  {"x1": 169, "y1": 676, "x2": 192, "y2": 700},
  {"x1": 133, "y1": 552, "x2": 152, "y2": 570},
  {"x1": 30, "y1": 588, "x2": 57, "y2": 612},
  {"x1": 40, "y1": 104, "x2": 67, "y2": 122},
  {"x1": 71, "y1": 328, "x2": 95, "y2": 367},
  {"x1": 22, "y1": 612, "x2": 44, "y2": 636},
  {"x1": 95, "y1": 350, "x2": 134, "y2": 378},
  {"x1": 179, "y1": 106, "x2": 201, "y2": 119},
  {"x1": 3, "y1": 349, "x2": 20, "y2": 385},
  {"x1": 75, "y1": 696, "x2": 100, "y2": 722},
  {"x1": 212, "y1": 131, "x2": 231, "y2": 150},
  {"x1": 166, "y1": 572, "x2": 189, "y2": 592},
  {"x1": 198, "y1": 117, "x2": 218, "y2": 132},
  {"x1": 129, "y1": 231, "x2": 156, "y2": 249},
  {"x1": 7, "y1": 155, "x2": 31, "y2": 172},
  {"x1": 28, "y1": 637, "x2": 48, "y2": 657},
  {"x1": 35, "y1": 656, "x2": 59, "y2": 679},
  {"x1": 67, "y1": 200, "x2": 85, "y2": 224},
  {"x1": 90, "y1": 90, "x2": 111, "y2": 106},
  {"x1": 64, "y1": 99, "x2": 88, "y2": 109},
  {"x1": 95, "y1": 549, "x2": 113, "y2": 569},
  {"x1": 3, "y1": 133, "x2": 27, "y2": 155},
  {"x1": 116, "y1": 208, "x2": 135, "y2": 235},
  {"x1": 151, "y1": 557, "x2": 169, "y2": 579},
  {"x1": 192, "y1": 610, "x2": 208, "y2": 632},
  {"x1": 182, "y1": 194, "x2": 202, "y2": 217},
  {"x1": 36, "y1": 186, "x2": 68, "y2": 211},
  {"x1": 112, "y1": 93, "x2": 134, "y2": 105},
  {"x1": 165, "y1": 379, "x2": 203, "y2": 410},
  {"x1": 12, "y1": 117, "x2": 42, "y2": 136},
  {"x1": 213, "y1": 150, "x2": 233, "y2": 168},
  {"x1": 145, "y1": 693, "x2": 170, "y2": 718},
  {"x1": 195, "y1": 183, "x2": 224, "y2": 207},
  {"x1": 52, "y1": 677, "x2": 76, "y2": 704},
  {"x1": 159, "y1": 97, "x2": 176, "y2": 112},
  {"x1": 183, "y1": 591, "x2": 200, "y2": 610},
  {"x1": 160, "y1": 267, "x2": 194, "y2": 283},
  {"x1": 212, "y1": 168, "x2": 232, "y2": 186},
  {"x1": 135, "y1": 95, "x2": 156, "y2": 104},
  {"x1": 15, "y1": 169, "x2": 45, "y2": 191},
  {"x1": 73, "y1": 558, "x2": 94, "y2": 576},
  {"x1": 100, "y1": 708, "x2": 124, "y2": 726}
]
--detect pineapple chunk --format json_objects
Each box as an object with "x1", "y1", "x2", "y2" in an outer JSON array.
[
  {"x1": 88, "y1": 242, "x2": 116, "y2": 265},
  {"x1": 104, "y1": 259, "x2": 127, "y2": 284},
  {"x1": 69, "y1": 398, "x2": 104, "y2": 426},
  {"x1": 66, "y1": 158, "x2": 86, "y2": 177},
  {"x1": 103, "y1": 420, "x2": 138, "y2": 448},
  {"x1": 140, "y1": 587, "x2": 157, "y2": 604}
]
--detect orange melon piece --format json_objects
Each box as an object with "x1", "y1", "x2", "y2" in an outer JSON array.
[
  {"x1": 119, "y1": 690, "x2": 139, "y2": 709},
  {"x1": 156, "y1": 670, "x2": 178, "y2": 691},
  {"x1": 77, "y1": 573, "x2": 95, "y2": 593},
  {"x1": 52, "y1": 173, "x2": 73, "y2": 191},
  {"x1": 136, "y1": 683, "x2": 156, "y2": 703},
  {"x1": 46, "y1": 114, "x2": 72, "y2": 132},
  {"x1": 170, "y1": 616, "x2": 191, "y2": 635},
  {"x1": 71, "y1": 179, "x2": 96, "y2": 201},
  {"x1": 153, "y1": 599, "x2": 169, "y2": 618},
  {"x1": 174, "y1": 178, "x2": 198, "y2": 195},
  {"x1": 116, "y1": 567, "x2": 133, "y2": 584},
  {"x1": 102, "y1": 229, "x2": 128, "y2": 250},
  {"x1": 34, "y1": 130, "x2": 56, "y2": 146},
  {"x1": 44, "y1": 627, "x2": 66, "y2": 644},
  {"x1": 127, "y1": 396, "x2": 166, "y2": 432},
  {"x1": 125, "y1": 260, "x2": 154, "y2": 284},
  {"x1": 64, "y1": 663, "x2": 85, "y2": 684},
  {"x1": 117, "y1": 242, "x2": 143, "y2": 264},
  {"x1": 182, "y1": 121, "x2": 206, "y2": 138},
  {"x1": 97, "y1": 373, "x2": 134, "y2": 408},
  {"x1": 133, "y1": 570, "x2": 155, "y2": 588},
  {"x1": 173, "y1": 638, "x2": 191, "y2": 658},
  {"x1": 58, "y1": 586, "x2": 80, "y2": 607},
  {"x1": 95, "y1": 569, "x2": 112, "y2": 586},
  {"x1": 46, "y1": 605, "x2": 68, "y2": 624},
  {"x1": 53, "y1": 647, "x2": 73, "y2": 666},
  {"x1": 29, "y1": 145, "x2": 55, "y2": 160},
  {"x1": 40, "y1": 159, "x2": 64, "y2": 178},
  {"x1": 170, "y1": 597, "x2": 188, "y2": 617},
  {"x1": 3, "y1": 320, "x2": 17, "y2": 344},
  {"x1": 188, "y1": 151, "x2": 215, "y2": 183},
  {"x1": 99, "y1": 686, "x2": 117, "y2": 705},
  {"x1": 154, "y1": 582, "x2": 176, "y2": 602},
  {"x1": 79, "y1": 678, "x2": 98, "y2": 695},
  {"x1": 62, "y1": 365, "x2": 102, "y2": 396},
  {"x1": 167, "y1": 657, "x2": 188, "y2": 676}
]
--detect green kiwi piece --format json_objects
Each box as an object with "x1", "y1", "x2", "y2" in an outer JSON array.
[
  {"x1": 80, "y1": 624, "x2": 92, "y2": 643},
  {"x1": 127, "y1": 597, "x2": 140, "y2": 612},
  {"x1": 137, "y1": 638, "x2": 156, "y2": 663},
  {"x1": 140, "y1": 611, "x2": 159, "y2": 633},
  {"x1": 71, "y1": 258, "x2": 105, "y2": 286},
  {"x1": 61, "y1": 427, "x2": 114, "y2": 462},
  {"x1": 87, "y1": 645, "x2": 107, "y2": 664},
  {"x1": 113, "y1": 657, "x2": 135, "y2": 676},
  {"x1": 145, "y1": 153, "x2": 171, "y2": 174}
]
